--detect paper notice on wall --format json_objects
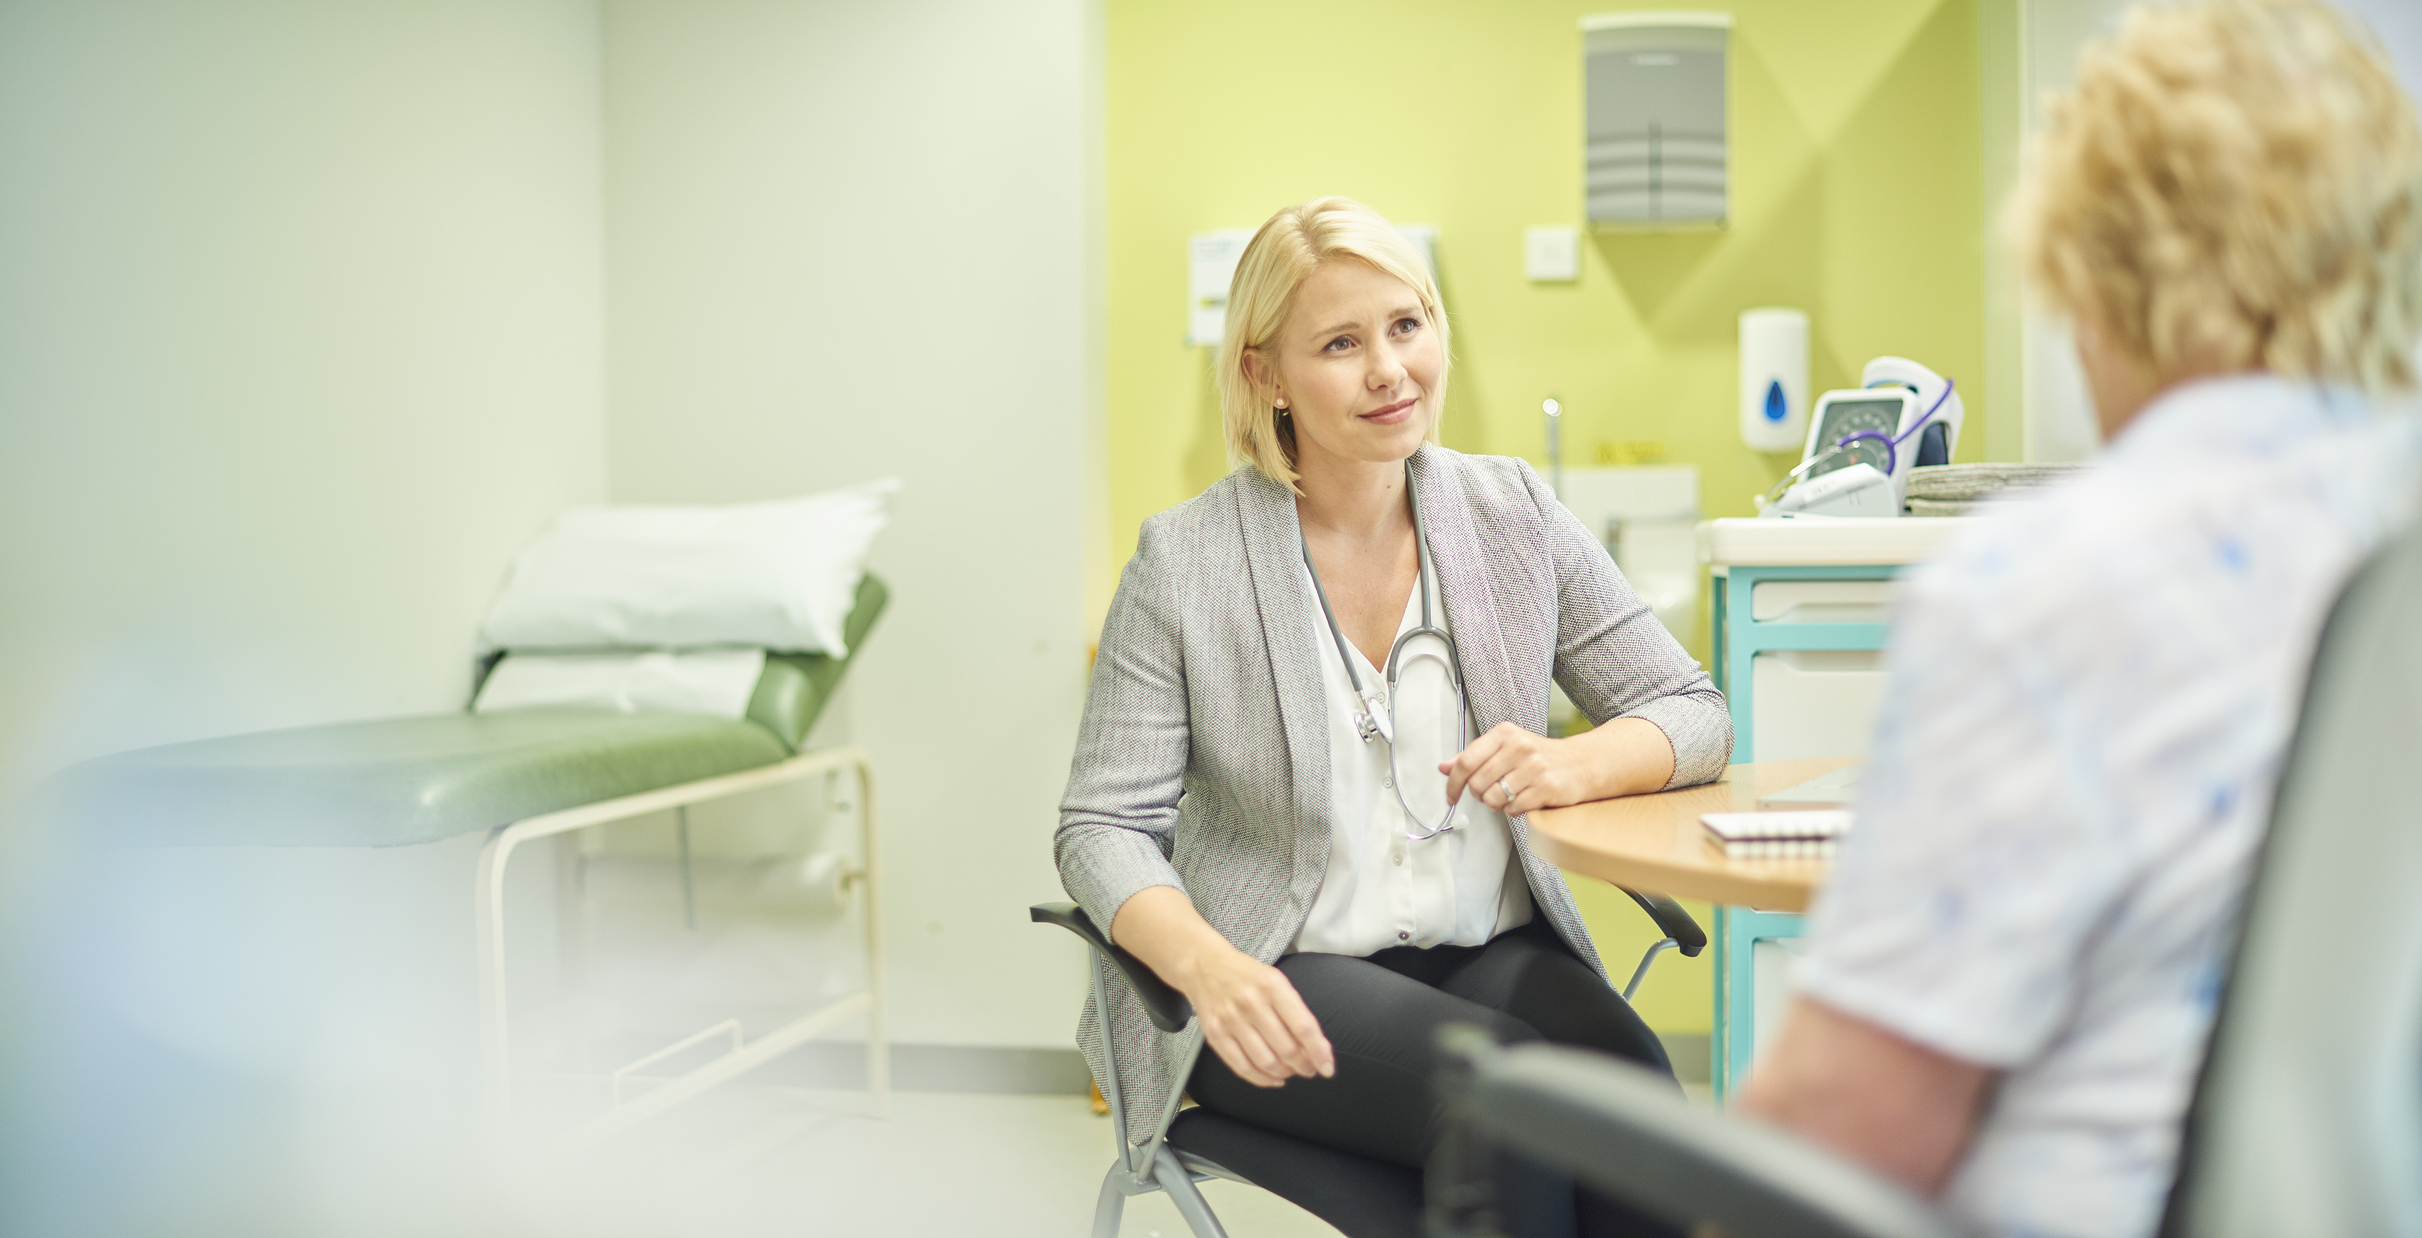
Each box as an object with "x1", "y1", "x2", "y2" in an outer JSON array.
[{"x1": 1187, "y1": 229, "x2": 1253, "y2": 347}]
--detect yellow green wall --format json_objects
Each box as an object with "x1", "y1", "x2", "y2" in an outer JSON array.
[{"x1": 1104, "y1": 0, "x2": 1987, "y2": 1033}]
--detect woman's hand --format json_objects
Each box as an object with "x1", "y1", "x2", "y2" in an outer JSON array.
[
  {"x1": 1176, "y1": 946, "x2": 1335, "y2": 1088},
  {"x1": 1441, "y1": 716, "x2": 1677, "y2": 815},
  {"x1": 1110, "y1": 885, "x2": 1334, "y2": 1088},
  {"x1": 1442, "y1": 722, "x2": 1587, "y2": 816}
]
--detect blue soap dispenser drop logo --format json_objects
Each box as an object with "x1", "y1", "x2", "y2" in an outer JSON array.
[{"x1": 1740, "y1": 306, "x2": 1808, "y2": 452}]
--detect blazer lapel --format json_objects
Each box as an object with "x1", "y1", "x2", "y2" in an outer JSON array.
[
  {"x1": 1230, "y1": 468, "x2": 1333, "y2": 949},
  {"x1": 1412, "y1": 445, "x2": 1526, "y2": 737}
]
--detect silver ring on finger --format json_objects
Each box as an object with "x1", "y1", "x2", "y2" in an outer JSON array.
[{"x1": 1499, "y1": 779, "x2": 1516, "y2": 808}]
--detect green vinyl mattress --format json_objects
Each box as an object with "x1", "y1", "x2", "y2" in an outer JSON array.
[{"x1": 56, "y1": 575, "x2": 886, "y2": 849}]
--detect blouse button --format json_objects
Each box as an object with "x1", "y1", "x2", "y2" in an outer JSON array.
[{"x1": 1397, "y1": 931, "x2": 1410, "y2": 941}]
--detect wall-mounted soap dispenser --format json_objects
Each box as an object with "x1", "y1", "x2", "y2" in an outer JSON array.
[{"x1": 1739, "y1": 307, "x2": 1809, "y2": 452}]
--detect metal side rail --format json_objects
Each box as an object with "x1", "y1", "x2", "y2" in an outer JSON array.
[{"x1": 473, "y1": 745, "x2": 886, "y2": 1145}]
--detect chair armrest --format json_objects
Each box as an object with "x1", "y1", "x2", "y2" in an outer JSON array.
[
  {"x1": 1621, "y1": 888, "x2": 1707, "y2": 957},
  {"x1": 1444, "y1": 1036, "x2": 1957, "y2": 1238},
  {"x1": 1030, "y1": 902, "x2": 1194, "y2": 1034}
]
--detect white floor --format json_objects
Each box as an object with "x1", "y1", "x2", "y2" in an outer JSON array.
[
  {"x1": 487, "y1": 1075, "x2": 1718, "y2": 1237},
  {"x1": 515, "y1": 1085, "x2": 1345, "y2": 1237}
]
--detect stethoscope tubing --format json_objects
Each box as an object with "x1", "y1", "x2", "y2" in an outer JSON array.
[
  {"x1": 1838, "y1": 376, "x2": 1954, "y2": 477},
  {"x1": 1300, "y1": 459, "x2": 1469, "y2": 840}
]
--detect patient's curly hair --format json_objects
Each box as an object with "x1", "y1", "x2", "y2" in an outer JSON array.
[{"x1": 2011, "y1": 0, "x2": 2422, "y2": 392}]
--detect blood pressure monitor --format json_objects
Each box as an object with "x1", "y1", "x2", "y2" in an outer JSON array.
[
  {"x1": 1764, "y1": 357, "x2": 1966, "y2": 519},
  {"x1": 1801, "y1": 357, "x2": 1964, "y2": 486},
  {"x1": 1801, "y1": 389, "x2": 1921, "y2": 482}
]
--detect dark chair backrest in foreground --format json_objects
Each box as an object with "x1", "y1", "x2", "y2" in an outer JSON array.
[{"x1": 1441, "y1": 522, "x2": 2422, "y2": 1238}]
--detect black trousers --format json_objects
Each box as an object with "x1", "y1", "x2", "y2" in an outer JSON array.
[{"x1": 1188, "y1": 917, "x2": 1681, "y2": 1238}]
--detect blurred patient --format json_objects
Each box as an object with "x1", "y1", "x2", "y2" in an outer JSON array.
[{"x1": 1738, "y1": 3, "x2": 2422, "y2": 1236}]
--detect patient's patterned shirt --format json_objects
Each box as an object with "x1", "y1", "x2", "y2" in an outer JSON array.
[{"x1": 1795, "y1": 377, "x2": 2419, "y2": 1238}]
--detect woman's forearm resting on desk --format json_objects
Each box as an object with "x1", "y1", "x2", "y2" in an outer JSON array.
[
  {"x1": 1441, "y1": 716, "x2": 1677, "y2": 817},
  {"x1": 1109, "y1": 885, "x2": 1336, "y2": 1088},
  {"x1": 1738, "y1": 995, "x2": 1995, "y2": 1196}
]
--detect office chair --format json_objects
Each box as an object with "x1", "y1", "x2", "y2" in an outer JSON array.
[
  {"x1": 1432, "y1": 521, "x2": 2422, "y2": 1238},
  {"x1": 1030, "y1": 889, "x2": 1707, "y2": 1238}
]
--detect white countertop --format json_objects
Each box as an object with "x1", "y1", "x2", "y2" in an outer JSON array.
[{"x1": 1697, "y1": 515, "x2": 1981, "y2": 567}]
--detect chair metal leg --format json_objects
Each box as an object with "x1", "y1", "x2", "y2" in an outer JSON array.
[
  {"x1": 1045, "y1": 906, "x2": 1227, "y2": 1238},
  {"x1": 1624, "y1": 937, "x2": 1678, "y2": 1002},
  {"x1": 1093, "y1": 1163, "x2": 1129, "y2": 1238},
  {"x1": 1154, "y1": 1150, "x2": 1231, "y2": 1238}
]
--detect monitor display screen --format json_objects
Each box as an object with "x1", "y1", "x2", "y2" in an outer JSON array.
[{"x1": 1805, "y1": 396, "x2": 1906, "y2": 479}]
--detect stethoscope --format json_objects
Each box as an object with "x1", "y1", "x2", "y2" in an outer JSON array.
[
  {"x1": 1760, "y1": 378, "x2": 1958, "y2": 508},
  {"x1": 1299, "y1": 460, "x2": 1469, "y2": 841}
]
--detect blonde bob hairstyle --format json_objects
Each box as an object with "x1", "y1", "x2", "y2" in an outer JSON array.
[
  {"x1": 1218, "y1": 197, "x2": 1451, "y2": 492},
  {"x1": 2010, "y1": 0, "x2": 2422, "y2": 394}
]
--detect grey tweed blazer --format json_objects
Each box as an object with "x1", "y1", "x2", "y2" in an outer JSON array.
[{"x1": 1056, "y1": 444, "x2": 1731, "y2": 1144}]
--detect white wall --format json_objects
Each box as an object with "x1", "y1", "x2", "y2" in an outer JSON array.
[
  {"x1": 598, "y1": 0, "x2": 1098, "y2": 1049},
  {"x1": 1980, "y1": 0, "x2": 2026, "y2": 464},
  {"x1": 0, "y1": 0, "x2": 609, "y2": 786},
  {"x1": 2337, "y1": 0, "x2": 2422, "y2": 114},
  {"x1": 2015, "y1": 0, "x2": 2129, "y2": 463},
  {"x1": 0, "y1": 3, "x2": 614, "y2": 1230}
]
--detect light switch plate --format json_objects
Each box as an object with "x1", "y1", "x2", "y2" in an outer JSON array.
[{"x1": 1525, "y1": 226, "x2": 1580, "y2": 282}]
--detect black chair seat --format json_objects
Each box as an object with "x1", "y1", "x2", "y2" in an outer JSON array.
[{"x1": 1168, "y1": 1108, "x2": 1423, "y2": 1238}]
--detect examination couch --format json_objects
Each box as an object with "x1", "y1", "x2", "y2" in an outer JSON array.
[{"x1": 52, "y1": 575, "x2": 889, "y2": 1144}]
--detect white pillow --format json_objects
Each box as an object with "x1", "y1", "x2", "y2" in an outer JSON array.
[
  {"x1": 472, "y1": 649, "x2": 767, "y2": 718},
  {"x1": 479, "y1": 478, "x2": 898, "y2": 656}
]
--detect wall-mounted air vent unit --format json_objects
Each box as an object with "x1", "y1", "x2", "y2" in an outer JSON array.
[{"x1": 1581, "y1": 12, "x2": 1731, "y2": 230}]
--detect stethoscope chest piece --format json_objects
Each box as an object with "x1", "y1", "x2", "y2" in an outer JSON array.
[{"x1": 1385, "y1": 626, "x2": 1466, "y2": 839}]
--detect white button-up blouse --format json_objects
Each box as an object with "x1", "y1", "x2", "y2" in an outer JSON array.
[{"x1": 1290, "y1": 556, "x2": 1535, "y2": 956}]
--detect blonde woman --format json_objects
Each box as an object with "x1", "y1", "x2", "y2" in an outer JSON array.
[
  {"x1": 1056, "y1": 197, "x2": 1730, "y2": 1237},
  {"x1": 1734, "y1": 4, "x2": 2422, "y2": 1237}
]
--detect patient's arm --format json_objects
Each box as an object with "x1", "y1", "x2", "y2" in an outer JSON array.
[{"x1": 1736, "y1": 996, "x2": 1995, "y2": 1196}]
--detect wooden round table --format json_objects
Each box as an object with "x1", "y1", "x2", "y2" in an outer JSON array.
[{"x1": 1527, "y1": 755, "x2": 1858, "y2": 914}]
